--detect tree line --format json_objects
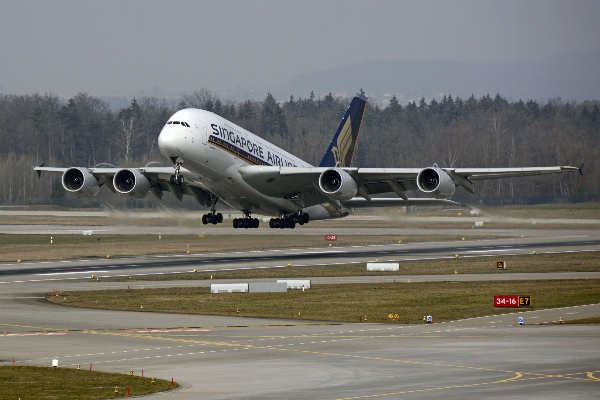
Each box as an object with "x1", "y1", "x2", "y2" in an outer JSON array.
[{"x1": 0, "y1": 89, "x2": 597, "y2": 206}]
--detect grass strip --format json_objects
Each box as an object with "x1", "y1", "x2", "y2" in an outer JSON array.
[
  {"x1": 0, "y1": 366, "x2": 177, "y2": 400},
  {"x1": 57, "y1": 279, "x2": 600, "y2": 324}
]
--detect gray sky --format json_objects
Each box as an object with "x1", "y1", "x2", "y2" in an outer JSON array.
[{"x1": 1, "y1": 0, "x2": 599, "y2": 99}]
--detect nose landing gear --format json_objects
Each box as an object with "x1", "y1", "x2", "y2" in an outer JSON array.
[{"x1": 171, "y1": 157, "x2": 184, "y2": 186}]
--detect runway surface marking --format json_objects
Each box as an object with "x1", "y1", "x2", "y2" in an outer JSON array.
[
  {"x1": 78, "y1": 328, "x2": 600, "y2": 398},
  {"x1": 587, "y1": 372, "x2": 600, "y2": 381},
  {"x1": 333, "y1": 373, "x2": 524, "y2": 399},
  {"x1": 1, "y1": 248, "x2": 598, "y2": 285}
]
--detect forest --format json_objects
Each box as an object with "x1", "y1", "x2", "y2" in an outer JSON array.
[{"x1": 0, "y1": 89, "x2": 597, "y2": 208}]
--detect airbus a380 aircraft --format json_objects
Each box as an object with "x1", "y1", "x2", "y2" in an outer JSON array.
[{"x1": 35, "y1": 96, "x2": 581, "y2": 229}]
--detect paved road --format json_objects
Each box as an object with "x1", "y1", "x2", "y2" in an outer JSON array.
[{"x1": 1, "y1": 234, "x2": 599, "y2": 399}]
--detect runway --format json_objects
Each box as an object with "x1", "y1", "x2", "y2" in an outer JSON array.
[
  {"x1": 1, "y1": 232, "x2": 599, "y2": 398},
  {"x1": 1, "y1": 232, "x2": 599, "y2": 283}
]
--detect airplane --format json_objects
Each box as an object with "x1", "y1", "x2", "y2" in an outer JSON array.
[{"x1": 34, "y1": 96, "x2": 582, "y2": 229}]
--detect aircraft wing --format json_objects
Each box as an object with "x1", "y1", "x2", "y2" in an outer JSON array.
[
  {"x1": 238, "y1": 164, "x2": 580, "y2": 206},
  {"x1": 448, "y1": 166, "x2": 580, "y2": 180},
  {"x1": 33, "y1": 165, "x2": 216, "y2": 205},
  {"x1": 341, "y1": 198, "x2": 460, "y2": 207}
]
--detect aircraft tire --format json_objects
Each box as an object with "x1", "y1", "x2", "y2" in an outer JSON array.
[
  {"x1": 269, "y1": 219, "x2": 276, "y2": 228},
  {"x1": 217, "y1": 213, "x2": 223, "y2": 223},
  {"x1": 202, "y1": 215, "x2": 208, "y2": 225},
  {"x1": 302, "y1": 214, "x2": 310, "y2": 224},
  {"x1": 233, "y1": 219, "x2": 239, "y2": 229},
  {"x1": 253, "y1": 218, "x2": 259, "y2": 228}
]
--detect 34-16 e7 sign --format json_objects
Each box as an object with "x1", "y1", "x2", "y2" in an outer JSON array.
[
  {"x1": 325, "y1": 235, "x2": 337, "y2": 241},
  {"x1": 494, "y1": 295, "x2": 531, "y2": 307}
]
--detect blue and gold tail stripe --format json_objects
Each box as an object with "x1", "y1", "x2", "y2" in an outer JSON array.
[{"x1": 319, "y1": 96, "x2": 366, "y2": 168}]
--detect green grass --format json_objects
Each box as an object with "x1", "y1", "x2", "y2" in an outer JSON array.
[
  {"x1": 57, "y1": 279, "x2": 600, "y2": 324},
  {"x1": 0, "y1": 366, "x2": 177, "y2": 400}
]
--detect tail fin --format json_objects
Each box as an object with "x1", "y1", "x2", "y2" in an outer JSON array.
[{"x1": 318, "y1": 96, "x2": 366, "y2": 168}]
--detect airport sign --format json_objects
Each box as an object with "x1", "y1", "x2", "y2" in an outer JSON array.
[
  {"x1": 494, "y1": 295, "x2": 531, "y2": 307},
  {"x1": 325, "y1": 235, "x2": 337, "y2": 241}
]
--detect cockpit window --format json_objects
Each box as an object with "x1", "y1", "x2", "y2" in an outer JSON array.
[{"x1": 166, "y1": 121, "x2": 191, "y2": 127}]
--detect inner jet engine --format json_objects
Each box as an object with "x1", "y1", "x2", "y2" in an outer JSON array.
[
  {"x1": 62, "y1": 167, "x2": 99, "y2": 198},
  {"x1": 416, "y1": 167, "x2": 456, "y2": 199},
  {"x1": 113, "y1": 168, "x2": 151, "y2": 199},
  {"x1": 318, "y1": 168, "x2": 357, "y2": 201}
]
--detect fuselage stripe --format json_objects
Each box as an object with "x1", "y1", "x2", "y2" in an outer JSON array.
[{"x1": 208, "y1": 136, "x2": 270, "y2": 166}]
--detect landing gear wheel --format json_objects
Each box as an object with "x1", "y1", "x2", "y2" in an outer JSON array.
[
  {"x1": 202, "y1": 214, "x2": 209, "y2": 225},
  {"x1": 216, "y1": 213, "x2": 223, "y2": 223}
]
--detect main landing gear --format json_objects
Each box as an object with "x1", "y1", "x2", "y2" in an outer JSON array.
[
  {"x1": 201, "y1": 195, "x2": 223, "y2": 225},
  {"x1": 268, "y1": 213, "x2": 309, "y2": 229},
  {"x1": 233, "y1": 211, "x2": 259, "y2": 229},
  {"x1": 202, "y1": 211, "x2": 223, "y2": 225}
]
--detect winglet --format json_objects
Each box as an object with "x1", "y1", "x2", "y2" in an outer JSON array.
[
  {"x1": 578, "y1": 163, "x2": 584, "y2": 180},
  {"x1": 36, "y1": 163, "x2": 45, "y2": 179},
  {"x1": 318, "y1": 96, "x2": 367, "y2": 168}
]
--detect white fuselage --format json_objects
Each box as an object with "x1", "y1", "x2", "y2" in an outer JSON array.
[{"x1": 157, "y1": 108, "x2": 333, "y2": 219}]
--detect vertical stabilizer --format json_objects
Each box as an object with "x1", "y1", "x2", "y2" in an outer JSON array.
[{"x1": 318, "y1": 96, "x2": 366, "y2": 168}]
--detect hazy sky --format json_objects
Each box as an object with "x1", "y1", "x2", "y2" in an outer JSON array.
[{"x1": 1, "y1": 0, "x2": 599, "y2": 98}]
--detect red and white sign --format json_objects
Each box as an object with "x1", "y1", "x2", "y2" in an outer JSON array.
[
  {"x1": 494, "y1": 295, "x2": 519, "y2": 307},
  {"x1": 325, "y1": 235, "x2": 337, "y2": 241}
]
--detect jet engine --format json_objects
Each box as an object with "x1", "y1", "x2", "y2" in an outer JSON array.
[
  {"x1": 416, "y1": 167, "x2": 456, "y2": 199},
  {"x1": 62, "y1": 167, "x2": 99, "y2": 198},
  {"x1": 318, "y1": 168, "x2": 357, "y2": 201},
  {"x1": 113, "y1": 168, "x2": 151, "y2": 199}
]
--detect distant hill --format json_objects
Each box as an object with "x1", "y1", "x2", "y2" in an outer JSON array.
[{"x1": 278, "y1": 50, "x2": 600, "y2": 104}]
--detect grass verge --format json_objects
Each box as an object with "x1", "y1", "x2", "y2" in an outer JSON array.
[
  {"x1": 0, "y1": 366, "x2": 177, "y2": 400},
  {"x1": 57, "y1": 279, "x2": 600, "y2": 324}
]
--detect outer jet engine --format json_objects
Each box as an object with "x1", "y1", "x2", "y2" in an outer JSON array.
[
  {"x1": 113, "y1": 168, "x2": 151, "y2": 199},
  {"x1": 62, "y1": 167, "x2": 99, "y2": 198},
  {"x1": 416, "y1": 167, "x2": 456, "y2": 199},
  {"x1": 318, "y1": 168, "x2": 357, "y2": 201}
]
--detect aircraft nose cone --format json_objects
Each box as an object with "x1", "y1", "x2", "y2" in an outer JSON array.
[{"x1": 158, "y1": 127, "x2": 183, "y2": 158}]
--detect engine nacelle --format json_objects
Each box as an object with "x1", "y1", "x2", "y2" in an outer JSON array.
[
  {"x1": 62, "y1": 167, "x2": 99, "y2": 198},
  {"x1": 417, "y1": 167, "x2": 456, "y2": 199},
  {"x1": 113, "y1": 168, "x2": 151, "y2": 199},
  {"x1": 318, "y1": 168, "x2": 357, "y2": 201}
]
